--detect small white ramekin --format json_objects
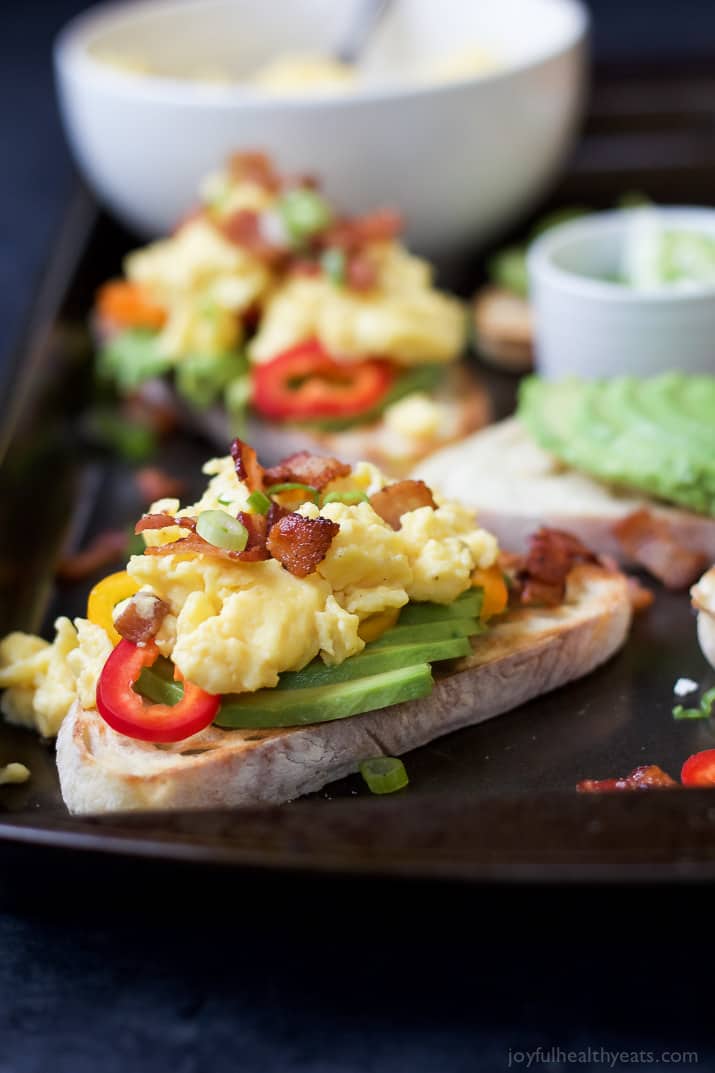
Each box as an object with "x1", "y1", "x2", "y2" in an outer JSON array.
[{"x1": 527, "y1": 208, "x2": 715, "y2": 378}]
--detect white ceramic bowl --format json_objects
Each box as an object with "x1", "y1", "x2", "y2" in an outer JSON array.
[
  {"x1": 528, "y1": 208, "x2": 715, "y2": 379},
  {"x1": 54, "y1": 0, "x2": 588, "y2": 255}
]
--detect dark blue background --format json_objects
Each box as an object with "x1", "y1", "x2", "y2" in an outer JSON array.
[{"x1": 2, "y1": 3, "x2": 715, "y2": 1070}]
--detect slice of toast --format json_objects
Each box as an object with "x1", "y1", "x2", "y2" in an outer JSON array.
[
  {"x1": 56, "y1": 564, "x2": 631, "y2": 814},
  {"x1": 414, "y1": 418, "x2": 715, "y2": 587},
  {"x1": 185, "y1": 362, "x2": 490, "y2": 475}
]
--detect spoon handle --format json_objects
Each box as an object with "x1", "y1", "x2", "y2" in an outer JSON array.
[{"x1": 336, "y1": 0, "x2": 393, "y2": 66}]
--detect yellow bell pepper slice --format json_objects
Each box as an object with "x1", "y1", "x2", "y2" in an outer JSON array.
[
  {"x1": 87, "y1": 571, "x2": 141, "y2": 645},
  {"x1": 358, "y1": 607, "x2": 400, "y2": 643},
  {"x1": 472, "y1": 564, "x2": 509, "y2": 621}
]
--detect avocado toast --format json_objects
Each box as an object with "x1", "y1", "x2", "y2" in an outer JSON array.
[
  {"x1": 415, "y1": 374, "x2": 715, "y2": 589},
  {"x1": 0, "y1": 438, "x2": 631, "y2": 814}
]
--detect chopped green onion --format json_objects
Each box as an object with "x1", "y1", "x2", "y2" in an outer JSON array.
[
  {"x1": 672, "y1": 686, "x2": 715, "y2": 721},
  {"x1": 196, "y1": 510, "x2": 248, "y2": 552},
  {"x1": 321, "y1": 490, "x2": 369, "y2": 506},
  {"x1": 320, "y1": 247, "x2": 346, "y2": 286},
  {"x1": 224, "y1": 373, "x2": 251, "y2": 438},
  {"x1": 217, "y1": 494, "x2": 234, "y2": 506},
  {"x1": 265, "y1": 482, "x2": 319, "y2": 504},
  {"x1": 278, "y1": 188, "x2": 332, "y2": 246},
  {"x1": 246, "y1": 490, "x2": 271, "y2": 514},
  {"x1": 359, "y1": 757, "x2": 409, "y2": 795}
]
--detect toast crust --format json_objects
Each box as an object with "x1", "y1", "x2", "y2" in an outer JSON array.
[{"x1": 57, "y1": 564, "x2": 631, "y2": 814}]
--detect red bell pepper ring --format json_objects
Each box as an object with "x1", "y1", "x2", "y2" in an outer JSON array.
[
  {"x1": 681, "y1": 749, "x2": 715, "y2": 787},
  {"x1": 252, "y1": 339, "x2": 394, "y2": 422},
  {"x1": 96, "y1": 639, "x2": 220, "y2": 743}
]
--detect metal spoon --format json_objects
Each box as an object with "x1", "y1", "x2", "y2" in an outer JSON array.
[{"x1": 335, "y1": 0, "x2": 393, "y2": 66}]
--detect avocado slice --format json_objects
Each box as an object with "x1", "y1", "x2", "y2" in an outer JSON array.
[
  {"x1": 369, "y1": 619, "x2": 482, "y2": 647},
  {"x1": 399, "y1": 589, "x2": 483, "y2": 624},
  {"x1": 519, "y1": 374, "x2": 715, "y2": 516},
  {"x1": 214, "y1": 664, "x2": 434, "y2": 729},
  {"x1": 275, "y1": 636, "x2": 472, "y2": 690}
]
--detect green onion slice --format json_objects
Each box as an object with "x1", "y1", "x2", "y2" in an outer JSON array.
[
  {"x1": 217, "y1": 494, "x2": 233, "y2": 506},
  {"x1": 321, "y1": 490, "x2": 369, "y2": 506},
  {"x1": 672, "y1": 686, "x2": 715, "y2": 720},
  {"x1": 246, "y1": 490, "x2": 271, "y2": 515},
  {"x1": 320, "y1": 247, "x2": 346, "y2": 286},
  {"x1": 359, "y1": 757, "x2": 409, "y2": 795},
  {"x1": 265, "y1": 482, "x2": 319, "y2": 504},
  {"x1": 278, "y1": 188, "x2": 333, "y2": 245},
  {"x1": 196, "y1": 510, "x2": 248, "y2": 552}
]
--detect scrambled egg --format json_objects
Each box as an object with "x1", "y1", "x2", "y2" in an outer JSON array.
[
  {"x1": 0, "y1": 456, "x2": 498, "y2": 728},
  {"x1": 0, "y1": 618, "x2": 111, "y2": 738},
  {"x1": 0, "y1": 763, "x2": 30, "y2": 786},
  {"x1": 125, "y1": 216, "x2": 272, "y2": 360},
  {"x1": 124, "y1": 456, "x2": 497, "y2": 695},
  {"x1": 249, "y1": 242, "x2": 466, "y2": 365}
]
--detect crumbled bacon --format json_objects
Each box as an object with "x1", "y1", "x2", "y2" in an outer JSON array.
[
  {"x1": 135, "y1": 467, "x2": 186, "y2": 505},
  {"x1": 517, "y1": 528, "x2": 599, "y2": 607},
  {"x1": 613, "y1": 509, "x2": 707, "y2": 590},
  {"x1": 135, "y1": 513, "x2": 196, "y2": 534},
  {"x1": 228, "y1": 151, "x2": 282, "y2": 192},
  {"x1": 323, "y1": 208, "x2": 403, "y2": 252},
  {"x1": 266, "y1": 513, "x2": 339, "y2": 578},
  {"x1": 56, "y1": 530, "x2": 128, "y2": 582},
  {"x1": 220, "y1": 209, "x2": 288, "y2": 267},
  {"x1": 264, "y1": 451, "x2": 351, "y2": 492},
  {"x1": 346, "y1": 251, "x2": 378, "y2": 291},
  {"x1": 369, "y1": 480, "x2": 437, "y2": 531},
  {"x1": 230, "y1": 439, "x2": 265, "y2": 492},
  {"x1": 577, "y1": 765, "x2": 678, "y2": 793},
  {"x1": 114, "y1": 594, "x2": 170, "y2": 645}
]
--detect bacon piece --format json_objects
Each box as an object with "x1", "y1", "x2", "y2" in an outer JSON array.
[
  {"x1": 324, "y1": 208, "x2": 403, "y2": 252},
  {"x1": 114, "y1": 593, "x2": 170, "y2": 645},
  {"x1": 134, "y1": 467, "x2": 186, "y2": 505},
  {"x1": 369, "y1": 480, "x2": 437, "y2": 531},
  {"x1": 230, "y1": 438, "x2": 265, "y2": 492},
  {"x1": 613, "y1": 509, "x2": 707, "y2": 590},
  {"x1": 56, "y1": 530, "x2": 128, "y2": 582},
  {"x1": 290, "y1": 258, "x2": 322, "y2": 278},
  {"x1": 266, "y1": 513, "x2": 339, "y2": 578},
  {"x1": 518, "y1": 528, "x2": 598, "y2": 607},
  {"x1": 143, "y1": 534, "x2": 263, "y2": 564},
  {"x1": 346, "y1": 251, "x2": 378, "y2": 291},
  {"x1": 264, "y1": 451, "x2": 351, "y2": 492},
  {"x1": 220, "y1": 209, "x2": 288, "y2": 267},
  {"x1": 577, "y1": 765, "x2": 678, "y2": 793},
  {"x1": 135, "y1": 513, "x2": 196, "y2": 534},
  {"x1": 227, "y1": 152, "x2": 281, "y2": 192}
]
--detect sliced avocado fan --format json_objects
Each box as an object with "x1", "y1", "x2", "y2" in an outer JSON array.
[{"x1": 518, "y1": 373, "x2": 715, "y2": 516}]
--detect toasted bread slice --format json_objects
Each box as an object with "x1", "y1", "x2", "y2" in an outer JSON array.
[
  {"x1": 56, "y1": 564, "x2": 630, "y2": 814},
  {"x1": 414, "y1": 418, "x2": 715, "y2": 587},
  {"x1": 186, "y1": 362, "x2": 490, "y2": 476}
]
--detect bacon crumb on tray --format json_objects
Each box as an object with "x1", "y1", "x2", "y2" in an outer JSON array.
[
  {"x1": 266, "y1": 513, "x2": 339, "y2": 578},
  {"x1": 56, "y1": 530, "x2": 129, "y2": 582},
  {"x1": 613, "y1": 509, "x2": 708, "y2": 590},
  {"x1": 135, "y1": 467, "x2": 186, "y2": 505},
  {"x1": 369, "y1": 480, "x2": 436, "y2": 530},
  {"x1": 577, "y1": 765, "x2": 678, "y2": 793}
]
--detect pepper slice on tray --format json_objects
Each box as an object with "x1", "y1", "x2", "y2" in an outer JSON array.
[
  {"x1": 681, "y1": 749, "x2": 715, "y2": 787},
  {"x1": 252, "y1": 339, "x2": 394, "y2": 422},
  {"x1": 96, "y1": 640, "x2": 219, "y2": 743},
  {"x1": 87, "y1": 571, "x2": 141, "y2": 646}
]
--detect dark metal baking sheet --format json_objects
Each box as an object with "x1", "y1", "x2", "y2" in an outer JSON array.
[{"x1": 1, "y1": 151, "x2": 715, "y2": 882}]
